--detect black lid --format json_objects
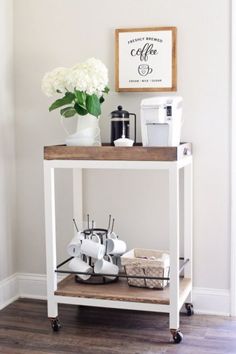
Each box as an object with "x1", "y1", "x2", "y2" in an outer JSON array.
[{"x1": 111, "y1": 105, "x2": 130, "y2": 118}]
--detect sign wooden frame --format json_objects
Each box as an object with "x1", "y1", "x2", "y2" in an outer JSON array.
[{"x1": 115, "y1": 27, "x2": 177, "y2": 92}]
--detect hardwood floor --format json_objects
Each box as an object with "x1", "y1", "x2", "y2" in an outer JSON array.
[{"x1": 0, "y1": 299, "x2": 235, "y2": 354}]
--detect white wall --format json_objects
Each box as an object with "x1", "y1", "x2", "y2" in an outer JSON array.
[
  {"x1": 14, "y1": 0, "x2": 230, "y2": 291},
  {"x1": 0, "y1": 0, "x2": 16, "y2": 280}
]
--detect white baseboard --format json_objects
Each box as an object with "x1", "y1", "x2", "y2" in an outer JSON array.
[
  {"x1": 0, "y1": 273, "x2": 231, "y2": 316},
  {"x1": 193, "y1": 287, "x2": 230, "y2": 316},
  {"x1": 0, "y1": 274, "x2": 19, "y2": 310},
  {"x1": 18, "y1": 273, "x2": 47, "y2": 300}
]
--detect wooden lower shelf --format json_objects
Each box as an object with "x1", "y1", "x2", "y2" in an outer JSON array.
[{"x1": 55, "y1": 275, "x2": 192, "y2": 305}]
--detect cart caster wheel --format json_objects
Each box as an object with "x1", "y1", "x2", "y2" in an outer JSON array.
[
  {"x1": 171, "y1": 330, "x2": 183, "y2": 344},
  {"x1": 185, "y1": 303, "x2": 194, "y2": 316},
  {"x1": 50, "y1": 318, "x2": 61, "y2": 332}
]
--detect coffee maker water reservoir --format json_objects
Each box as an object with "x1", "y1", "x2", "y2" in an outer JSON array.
[{"x1": 140, "y1": 96, "x2": 183, "y2": 147}]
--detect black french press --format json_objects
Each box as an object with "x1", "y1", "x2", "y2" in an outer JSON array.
[{"x1": 110, "y1": 106, "x2": 136, "y2": 145}]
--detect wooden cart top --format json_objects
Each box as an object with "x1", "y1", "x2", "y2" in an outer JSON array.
[{"x1": 44, "y1": 143, "x2": 192, "y2": 161}]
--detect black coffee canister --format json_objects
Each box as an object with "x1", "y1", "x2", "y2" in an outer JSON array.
[{"x1": 110, "y1": 106, "x2": 136, "y2": 145}]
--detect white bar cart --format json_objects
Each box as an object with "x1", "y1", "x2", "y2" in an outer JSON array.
[{"x1": 43, "y1": 143, "x2": 193, "y2": 344}]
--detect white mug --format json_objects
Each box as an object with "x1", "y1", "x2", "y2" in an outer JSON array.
[
  {"x1": 106, "y1": 238, "x2": 127, "y2": 256},
  {"x1": 67, "y1": 232, "x2": 83, "y2": 257},
  {"x1": 108, "y1": 232, "x2": 118, "y2": 240},
  {"x1": 69, "y1": 256, "x2": 92, "y2": 280},
  {"x1": 81, "y1": 236, "x2": 105, "y2": 260},
  {"x1": 94, "y1": 255, "x2": 119, "y2": 279},
  {"x1": 89, "y1": 233, "x2": 100, "y2": 243}
]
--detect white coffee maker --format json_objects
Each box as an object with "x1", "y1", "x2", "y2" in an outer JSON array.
[{"x1": 140, "y1": 96, "x2": 183, "y2": 147}]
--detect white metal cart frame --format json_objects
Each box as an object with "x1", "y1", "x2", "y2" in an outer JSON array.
[{"x1": 44, "y1": 153, "x2": 193, "y2": 342}]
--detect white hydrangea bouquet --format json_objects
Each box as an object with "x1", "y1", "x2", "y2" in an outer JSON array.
[{"x1": 41, "y1": 58, "x2": 109, "y2": 118}]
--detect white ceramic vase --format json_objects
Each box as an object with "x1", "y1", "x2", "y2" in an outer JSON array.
[{"x1": 65, "y1": 114, "x2": 101, "y2": 146}]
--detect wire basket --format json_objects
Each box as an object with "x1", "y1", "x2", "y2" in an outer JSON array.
[{"x1": 121, "y1": 248, "x2": 170, "y2": 289}]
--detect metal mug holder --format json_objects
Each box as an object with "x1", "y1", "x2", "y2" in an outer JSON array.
[{"x1": 75, "y1": 228, "x2": 119, "y2": 285}]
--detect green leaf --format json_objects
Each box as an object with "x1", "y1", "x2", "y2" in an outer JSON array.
[
  {"x1": 49, "y1": 93, "x2": 75, "y2": 112},
  {"x1": 103, "y1": 86, "x2": 110, "y2": 94},
  {"x1": 60, "y1": 106, "x2": 77, "y2": 118},
  {"x1": 99, "y1": 96, "x2": 105, "y2": 104},
  {"x1": 75, "y1": 90, "x2": 86, "y2": 107},
  {"x1": 74, "y1": 103, "x2": 88, "y2": 116},
  {"x1": 86, "y1": 94, "x2": 101, "y2": 117}
]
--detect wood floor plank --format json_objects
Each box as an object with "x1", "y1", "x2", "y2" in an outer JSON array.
[{"x1": 0, "y1": 299, "x2": 235, "y2": 354}]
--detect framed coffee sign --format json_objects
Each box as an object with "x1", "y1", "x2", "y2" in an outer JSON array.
[{"x1": 115, "y1": 27, "x2": 177, "y2": 92}]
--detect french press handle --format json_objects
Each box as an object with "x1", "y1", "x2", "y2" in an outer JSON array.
[{"x1": 129, "y1": 113, "x2": 136, "y2": 144}]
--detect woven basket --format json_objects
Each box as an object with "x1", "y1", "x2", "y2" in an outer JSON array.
[{"x1": 121, "y1": 248, "x2": 170, "y2": 289}]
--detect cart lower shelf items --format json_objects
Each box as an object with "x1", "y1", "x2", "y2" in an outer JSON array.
[{"x1": 44, "y1": 144, "x2": 193, "y2": 344}]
